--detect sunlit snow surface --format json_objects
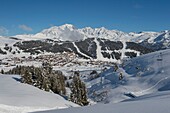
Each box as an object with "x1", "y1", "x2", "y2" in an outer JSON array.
[
  {"x1": 0, "y1": 75, "x2": 78, "y2": 113},
  {"x1": 33, "y1": 91, "x2": 170, "y2": 113}
]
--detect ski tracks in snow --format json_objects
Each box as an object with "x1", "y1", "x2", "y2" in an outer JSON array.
[
  {"x1": 72, "y1": 42, "x2": 92, "y2": 59},
  {"x1": 133, "y1": 77, "x2": 170, "y2": 96}
]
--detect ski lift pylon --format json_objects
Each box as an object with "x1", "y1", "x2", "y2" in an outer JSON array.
[{"x1": 157, "y1": 52, "x2": 163, "y2": 61}]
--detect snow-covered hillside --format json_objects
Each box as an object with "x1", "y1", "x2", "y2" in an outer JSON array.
[
  {"x1": 0, "y1": 36, "x2": 19, "y2": 46},
  {"x1": 129, "y1": 31, "x2": 160, "y2": 43},
  {"x1": 0, "y1": 36, "x2": 152, "y2": 64},
  {"x1": 0, "y1": 74, "x2": 78, "y2": 113},
  {"x1": 83, "y1": 49, "x2": 170, "y2": 103},
  {"x1": 32, "y1": 90, "x2": 170, "y2": 113},
  {"x1": 123, "y1": 48, "x2": 170, "y2": 95}
]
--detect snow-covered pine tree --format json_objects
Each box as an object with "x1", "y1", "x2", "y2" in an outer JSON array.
[
  {"x1": 49, "y1": 71, "x2": 66, "y2": 95},
  {"x1": 70, "y1": 75, "x2": 89, "y2": 106}
]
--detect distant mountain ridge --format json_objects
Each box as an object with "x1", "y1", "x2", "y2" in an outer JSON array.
[
  {"x1": 0, "y1": 36, "x2": 153, "y2": 63},
  {"x1": 14, "y1": 24, "x2": 170, "y2": 43},
  {"x1": 0, "y1": 24, "x2": 170, "y2": 62}
]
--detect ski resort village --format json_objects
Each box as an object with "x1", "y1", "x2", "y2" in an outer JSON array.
[{"x1": 0, "y1": 0, "x2": 170, "y2": 113}]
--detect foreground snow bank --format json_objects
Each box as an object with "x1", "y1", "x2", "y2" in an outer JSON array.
[
  {"x1": 33, "y1": 91, "x2": 170, "y2": 113},
  {"x1": 0, "y1": 74, "x2": 78, "y2": 113},
  {"x1": 0, "y1": 104, "x2": 50, "y2": 113}
]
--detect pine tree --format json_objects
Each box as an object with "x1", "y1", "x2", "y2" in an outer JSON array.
[
  {"x1": 21, "y1": 70, "x2": 33, "y2": 85},
  {"x1": 36, "y1": 70, "x2": 43, "y2": 89},
  {"x1": 42, "y1": 76, "x2": 51, "y2": 91},
  {"x1": 42, "y1": 62, "x2": 53, "y2": 74},
  {"x1": 80, "y1": 83, "x2": 89, "y2": 105},
  {"x1": 49, "y1": 71, "x2": 66, "y2": 95},
  {"x1": 49, "y1": 73, "x2": 60, "y2": 94},
  {"x1": 66, "y1": 81, "x2": 70, "y2": 87},
  {"x1": 37, "y1": 68, "x2": 50, "y2": 91},
  {"x1": 70, "y1": 75, "x2": 89, "y2": 106},
  {"x1": 1, "y1": 69, "x2": 4, "y2": 74},
  {"x1": 57, "y1": 71, "x2": 66, "y2": 95}
]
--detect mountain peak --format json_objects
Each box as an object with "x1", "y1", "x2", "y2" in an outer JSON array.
[{"x1": 59, "y1": 24, "x2": 76, "y2": 30}]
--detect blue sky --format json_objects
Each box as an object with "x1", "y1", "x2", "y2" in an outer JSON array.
[{"x1": 0, "y1": 0, "x2": 170, "y2": 36}]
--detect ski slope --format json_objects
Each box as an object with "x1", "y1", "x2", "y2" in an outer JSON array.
[
  {"x1": 72, "y1": 42, "x2": 92, "y2": 59},
  {"x1": 84, "y1": 49, "x2": 170, "y2": 103},
  {"x1": 0, "y1": 74, "x2": 78, "y2": 113},
  {"x1": 123, "y1": 49, "x2": 170, "y2": 95}
]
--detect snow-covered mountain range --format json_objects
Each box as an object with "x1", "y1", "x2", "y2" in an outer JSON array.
[
  {"x1": 0, "y1": 24, "x2": 169, "y2": 62},
  {"x1": 12, "y1": 24, "x2": 170, "y2": 51},
  {"x1": 14, "y1": 24, "x2": 127, "y2": 41},
  {"x1": 13, "y1": 24, "x2": 169, "y2": 44}
]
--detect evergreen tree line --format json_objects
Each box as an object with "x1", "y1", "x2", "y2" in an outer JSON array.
[
  {"x1": 6, "y1": 65, "x2": 66, "y2": 95},
  {"x1": 6, "y1": 65, "x2": 89, "y2": 106}
]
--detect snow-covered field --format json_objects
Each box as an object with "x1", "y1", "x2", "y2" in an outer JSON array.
[
  {"x1": 0, "y1": 74, "x2": 78, "y2": 113},
  {"x1": 32, "y1": 91, "x2": 170, "y2": 113}
]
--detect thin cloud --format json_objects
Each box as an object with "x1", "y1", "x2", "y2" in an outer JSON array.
[
  {"x1": 0, "y1": 26, "x2": 8, "y2": 36},
  {"x1": 19, "y1": 24, "x2": 33, "y2": 31}
]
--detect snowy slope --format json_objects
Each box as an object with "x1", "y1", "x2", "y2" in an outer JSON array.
[
  {"x1": 123, "y1": 49, "x2": 170, "y2": 95},
  {"x1": 0, "y1": 74, "x2": 78, "y2": 113},
  {"x1": 32, "y1": 90, "x2": 170, "y2": 113},
  {"x1": 14, "y1": 34, "x2": 44, "y2": 41},
  {"x1": 129, "y1": 31, "x2": 160, "y2": 43},
  {"x1": 93, "y1": 38, "x2": 110, "y2": 61},
  {"x1": 84, "y1": 49, "x2": 170, "y2": 103},
  {"x1": 0, "y1": 36, "x2": 19, "y2": 47},
  {"x1": 0, "y1": 36, "x2": 34, "y2": 61}
]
